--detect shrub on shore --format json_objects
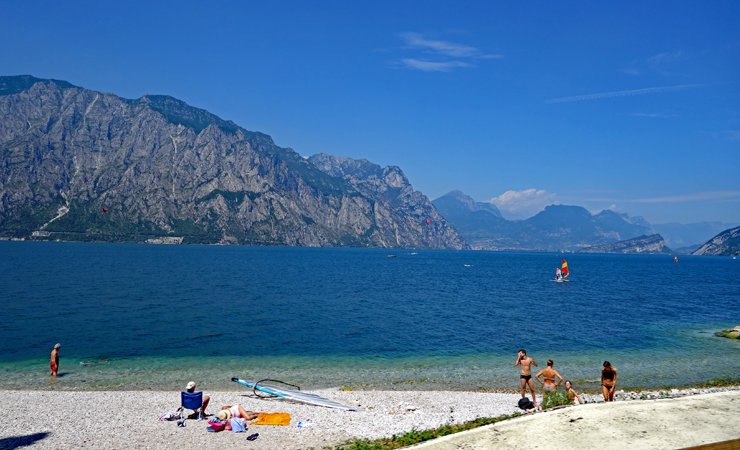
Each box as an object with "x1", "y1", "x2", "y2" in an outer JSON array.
[
  {"x1": 325, "y1": 414, "x2": 520, "y2": 450},
  {"x1": 541, "y1": 390, "x2": 574, "y2": 409}
]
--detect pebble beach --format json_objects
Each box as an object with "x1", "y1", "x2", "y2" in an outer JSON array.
[{"x1": 2, "y1": 385, "x2": 739, "y2": 450}]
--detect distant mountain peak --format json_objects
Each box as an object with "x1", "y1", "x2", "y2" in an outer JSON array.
[{"x1": 432, "y1": 190, "x2": 502, "y2": 221}]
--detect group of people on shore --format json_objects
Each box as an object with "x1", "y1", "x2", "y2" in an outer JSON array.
[{"x1": 515, "y1": 349, "x2": 617, "y2": 408}]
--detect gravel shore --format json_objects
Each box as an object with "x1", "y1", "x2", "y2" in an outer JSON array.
[{"x1": 1, "y1": 386, "x2": 738, "y2": 449}]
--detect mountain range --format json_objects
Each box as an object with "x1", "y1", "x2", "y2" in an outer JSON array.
[
  {"x1": 0, "y1": 75, "x2": 466, "y2": 249},
  {"x1": 432, "y1": 190, "x2": 653, "y2": 251}
]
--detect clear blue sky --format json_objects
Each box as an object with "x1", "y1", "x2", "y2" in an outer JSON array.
[{"x1": 2, "y1": 1, "x2": 739, "y2": 224}]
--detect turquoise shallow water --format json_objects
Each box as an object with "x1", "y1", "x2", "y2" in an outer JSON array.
[{"x1": 1, "y1": 242, "x2": 738, "y2": 392}]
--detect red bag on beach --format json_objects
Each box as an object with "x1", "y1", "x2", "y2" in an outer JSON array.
[{"x1": 207, "y1": 418, "x2": 225, "y2": 432}]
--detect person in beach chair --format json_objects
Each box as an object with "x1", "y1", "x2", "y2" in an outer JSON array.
[{"x1": 181, "y1": 381, "x2": 210, "y2": 421}]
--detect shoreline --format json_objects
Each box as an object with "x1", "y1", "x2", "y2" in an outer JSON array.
[{"x1": 2, "y1": 385, "x2": 738, "y2": 450}]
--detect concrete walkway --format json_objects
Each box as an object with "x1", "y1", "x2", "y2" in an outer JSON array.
[{"x1": 407, "y1": 391, "x2": 740, "y2": 450}]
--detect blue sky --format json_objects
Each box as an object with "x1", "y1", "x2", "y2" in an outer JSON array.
[{"x1": 2, "y1": 1, "x2": 739, "y2": 224}]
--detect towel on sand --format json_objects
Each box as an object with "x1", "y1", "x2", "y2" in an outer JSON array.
[
  {"x1": 230, "y1": 418, "x2": 246, "y2": 432},
  {"x1": 251, "y1": 413, "x2": 291, "y2": 426}
]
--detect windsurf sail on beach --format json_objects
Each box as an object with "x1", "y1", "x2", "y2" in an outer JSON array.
[
  {"x1": 232, "y1": 378, "x2": 364, "y2": 411},
  {"x1": 561, "y1": 259, "x2": 569, "y2": 278}
]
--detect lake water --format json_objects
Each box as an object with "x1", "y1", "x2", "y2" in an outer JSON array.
[{"x1": 1, "y1": 241, "x2": 738, "y2": 392}]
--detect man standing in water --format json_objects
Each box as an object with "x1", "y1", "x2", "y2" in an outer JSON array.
[
  {"x1": 515, "y1": 349, "x2": 538, "y2": 407},
  {"x1": 50, "y1": 343, "x2": 60, "y2": 377}
]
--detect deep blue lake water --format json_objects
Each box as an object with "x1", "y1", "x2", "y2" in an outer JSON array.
[{"x1": 1, "y1": 241, "x2": 738, "y2": 392}]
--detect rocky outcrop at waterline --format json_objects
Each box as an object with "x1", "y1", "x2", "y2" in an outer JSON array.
[
  {"x1": 576, "y1": 234, "x2": 672, "y2": 254},
  {"x1": 716, "y1": 326, "x2": 740, "y2": 339},
  {"x1": 0, "y1": 75, "x2": 467, "y2": 249}
]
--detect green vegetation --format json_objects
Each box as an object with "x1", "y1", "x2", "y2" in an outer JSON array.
[
  {"x1": 716, "y1": 329, "x2": 740, "y2": 339},
  {"x1": 0, "y1": 200, "x2": 63, "y2": 237},
  {"x1": 314, "y1": 414, "x2": 520, "y2": 450},
  {"x1": 541, "y1": 390, "x2": 574, "y2": 409}
]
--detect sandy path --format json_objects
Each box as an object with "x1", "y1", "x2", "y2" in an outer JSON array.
[{"x1": 408, "y1": 390, "x2": 740, "y2": 450}]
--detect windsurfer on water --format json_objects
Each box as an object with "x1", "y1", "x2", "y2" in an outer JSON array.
[{"x1": 556, "y1": 267, "x2": 562, "y2": 281}]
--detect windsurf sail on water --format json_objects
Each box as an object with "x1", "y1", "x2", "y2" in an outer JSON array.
[
  {"x1": 561, "y1": 259, "x2": 569, "y2": 278},
  {"x1": 232, "y1": 378, "x2": 364, "y2": 412}
]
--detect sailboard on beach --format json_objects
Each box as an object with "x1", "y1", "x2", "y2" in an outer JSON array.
[{"x1": 232, "y1": 378, "x2": 365, "y2": 411}]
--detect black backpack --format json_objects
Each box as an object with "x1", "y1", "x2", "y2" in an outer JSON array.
[{"x1": 518, "y1": 397, "x2": 535, "y2": 410}]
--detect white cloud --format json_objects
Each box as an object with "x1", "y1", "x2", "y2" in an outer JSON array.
[
  {"x1": 546, "y1": 84, "x2": 703, "y2": 103},
  {"x1": 621, "y1": 51, "x2": 687, "y2": 77},
  {"x1": 400, "y1": 59, "x2": 473, "y2": 72},
  {"x1": 489, "y1": 189, "x2": 557, "y2": 219},
  {"x1": 631, "y1": 113, "x2": 677, "y2": 118},
  {"x1": 564, "y1": 191, "x2": 740, "y2": 203},
  {"x1": 646, "y1": 51, "x2": 686, "y2": 67},
  {"x1": 394, "y1": 32, "x2": 502, "y2": 72},
  {"x1": 400, "y1": 32, "x2": 480, "y2": 57},
  {"x1": 713, "y1": 131, "x2": 740, "y2": 141}
]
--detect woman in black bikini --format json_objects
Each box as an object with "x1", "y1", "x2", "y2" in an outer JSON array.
[{"x1": 601, "y1": 361, "x2": 617, "y2": 402}]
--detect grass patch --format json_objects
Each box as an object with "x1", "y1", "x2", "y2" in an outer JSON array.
[{"x1": 321, "y1": 414, "x2": 520, "y2": 450}]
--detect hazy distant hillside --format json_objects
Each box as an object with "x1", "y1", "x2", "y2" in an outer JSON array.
[
  {"x1": 433, "y1": 191, "x2": 654, "y2": 251},
  {"x1": 0, "y1": 75, "x2": 467, "y2": 249},
  {"x1": 432, "y1": 190, "x2": 503, "y2": 221},
  {"x1": 652, "y1": 221, "x2": 740, "y2": 248}
]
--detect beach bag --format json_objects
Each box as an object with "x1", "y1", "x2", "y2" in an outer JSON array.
[
  {"x1": 518, "y1": 398, "x2": 535, "y2": 410},
  {"x1": 207, "y1": 418, "x2": 226, "y2": 432},
  {"x1": 159, "y1": 407, "x2": 183, "y2": 421}
]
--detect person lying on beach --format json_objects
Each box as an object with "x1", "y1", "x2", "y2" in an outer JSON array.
[
  {"x1": 564, "y1": 380, "x2": 583, "y2": 405},
  {"x1": 515, "y1": 349, "x2": 538, "y2": 408},
  {"x1": 535, "y1": 359, "x2": 563, "y2": 399},
  {"x1": 602, "y1": 361, "x2": 617, "y2": 401},
  {"x1": 217, "y1": 405, "x2": 262, "y2": 421},
  {"x1": 50, "y1": 343, "x2": 60, "y2": 377},
  {"x1": 185, "y1": 381, "x2": 210, "y2": 417}
]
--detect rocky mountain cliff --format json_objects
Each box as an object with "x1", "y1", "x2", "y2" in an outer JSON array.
[
  {"x1": 576, "y1": 234, "x2": 672, "y2": 254},
  {"x1": 692, "y1": 226, "x2": 740, "y2": 256},
  {"x1": 0, "y1": 75, "x2": 467, "y2": 249},
  {"x1": 432, "y1": 190, "x2": 654, "y2": 251}
]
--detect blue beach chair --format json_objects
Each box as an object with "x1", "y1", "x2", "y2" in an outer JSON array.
[{"x1": 181, "y1": 391, "x2": 205, "y2": 421}]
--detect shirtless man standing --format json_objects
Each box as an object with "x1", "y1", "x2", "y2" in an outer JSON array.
[
  {"x1": 515, "y1": 349, "x2": 538, "y2": 407},
  {"x1": 50, "y1": 343, "x2": 60, "y2": 377}
]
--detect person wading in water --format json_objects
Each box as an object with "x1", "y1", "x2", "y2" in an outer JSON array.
[
  {"x1": 515, "y1": 349, "x2": 539, "y2": 408},
  {"x1": 50, "y1": 343, "x2": 60, "y2": 377}
]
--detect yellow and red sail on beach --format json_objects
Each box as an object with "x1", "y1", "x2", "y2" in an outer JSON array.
[{"x1": 561, "y1": 259, "x2": 569, "y2": 278}]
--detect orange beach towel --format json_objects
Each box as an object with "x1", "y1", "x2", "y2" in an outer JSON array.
[{"x1": 251, "y1": 412, "x2": 291, "y2": 426}]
